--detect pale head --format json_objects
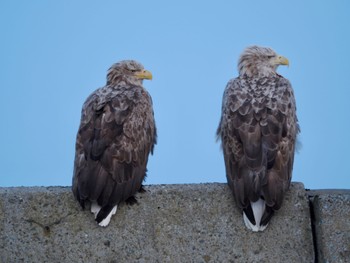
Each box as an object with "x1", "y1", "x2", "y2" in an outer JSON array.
[
  {"x1": 238, "y1": 46, "x2": 289, "y2": 77},
  {"x1": 106, "y1": 60, "x2": 152, "y2": 86}
]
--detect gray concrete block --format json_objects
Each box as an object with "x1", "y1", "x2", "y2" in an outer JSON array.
[
  {"x1": 309, "y1": 190, "x2": 350, "y2": 263},
  {"x1": 0, "y1": 183, "x2": 314, "y2": 262}
]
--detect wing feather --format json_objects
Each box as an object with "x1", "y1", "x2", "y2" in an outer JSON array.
[
  {"x1": 217, "y1": 75, "x2": 299, "y2": 210},
  {"x1": 72, "y1": 84, "x2": 157, "y2": 213}
]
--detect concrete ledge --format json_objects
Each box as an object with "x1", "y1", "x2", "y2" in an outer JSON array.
[
  {"x1": 308, "y1": 190, "x2": 350, "y2": 263},
  {"x1": 0, "y1": 183, "x2": 314, "y2": 262}
]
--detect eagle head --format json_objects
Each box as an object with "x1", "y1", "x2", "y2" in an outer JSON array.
[
  {"x1": 238, "y1": 46, "x2": 289, "y2": 77},
  {"x1": 106, "y1": 60, "x2": 152, "y2": 86}
]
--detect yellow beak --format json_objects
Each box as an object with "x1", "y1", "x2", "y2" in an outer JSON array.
[
  {"x1": 275, "y1": 55, "x2": 289, "y2": 66},
  {"x1": 135, "y1": 69, "x2": 153, "y2": 80}
]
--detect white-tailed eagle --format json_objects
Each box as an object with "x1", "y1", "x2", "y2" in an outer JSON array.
[
  {"x1": 217, "y1": 46, "x2": 300, "y2": 231},
  {"x1": 72, "y1": 60, "x2": 157, "y2": 227}
]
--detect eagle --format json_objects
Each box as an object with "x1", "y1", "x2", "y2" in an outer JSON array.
[
  {"x1": 72, "y1": 60, "x2": 157, "y2": 227},
  {"x1": 216, "y1": 46, "x2": 300, "y2": 232}
]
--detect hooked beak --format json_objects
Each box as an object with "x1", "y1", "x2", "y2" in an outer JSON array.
[
  {"x1": 274, "y1": 55, "x2": 289, "y2": 66},
  {"x1": 134, "y1": 69, "x2": 153, "y2": 80}
]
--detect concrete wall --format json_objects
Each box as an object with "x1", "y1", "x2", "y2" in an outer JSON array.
[
  {"x1": 0, "y1": 183, "x2": 349, "y2": 263},
  {"x1": 308, "y1": 189, "x2": 350, "y2": 263}
]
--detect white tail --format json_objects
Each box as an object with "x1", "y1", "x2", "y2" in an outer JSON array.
[
  {"x1": 90, "y1": 202, "x2": 118, "y2": 227},
  {"x1": 243, "y1": 198, "x2": 268, "y2": 232}
]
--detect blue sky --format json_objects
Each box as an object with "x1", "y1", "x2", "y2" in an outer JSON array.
[{"x1": 1, "y1": 1, "x2": 349, "y2": 189}]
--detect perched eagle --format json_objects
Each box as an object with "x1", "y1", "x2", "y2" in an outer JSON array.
[
  {"x1": 72, "y1": 60, "x2": 157, "y2": 227},
  {"x1": 217, "y1": 46, "x2": 300, "y2": 232}
]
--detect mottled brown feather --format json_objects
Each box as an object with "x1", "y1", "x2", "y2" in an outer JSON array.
[
  {"x1": 217, "y1": 46, "x2": 300, "y2": 227},
  {"x1": 72, "y1": 60, "x2": 156, "y2": 221}
]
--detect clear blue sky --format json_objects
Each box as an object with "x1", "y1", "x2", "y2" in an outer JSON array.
[{"x1": 1, "y1": 1, "x2": 349, "y2": 189}]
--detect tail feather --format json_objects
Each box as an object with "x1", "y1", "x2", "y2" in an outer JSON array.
[
  {"x1": 261, "y1": 206, "x2": 274, "y2": 226},
  {"x1": 91, "y1": 202, "x2": 117, "y2": 227},
  {"x1": 243, "y1": 198, "x2": 270, "y2": 232}
]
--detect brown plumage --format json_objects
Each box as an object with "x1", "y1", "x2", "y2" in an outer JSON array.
[
  {"x1": 217, "y1": 46, "x2": 300, "y2": 231},
  {"x1": 72, "y1": 60, "x2": 157, "y2": 227}
]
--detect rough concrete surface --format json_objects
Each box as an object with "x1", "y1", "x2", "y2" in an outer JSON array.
[
  {"x1": 309, "y1": 190, "x2": 350, "y2": 263},
  {"x1": 0, "y1": 183, "x2": 314, "y2": 262}
]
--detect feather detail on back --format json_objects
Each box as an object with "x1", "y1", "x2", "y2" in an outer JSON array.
[
  {"x1": 72, "y1": 60, "x2": 156, "y2": 226},
  {"x1": 217, "y1": 46, "x2": 299, "y2": 231}
]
